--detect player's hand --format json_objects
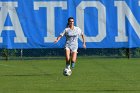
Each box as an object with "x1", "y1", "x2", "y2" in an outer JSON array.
[
  {"x1": 83, "y1": 43, "x2": 86, "y2": 49},
  {"x1": 54, "y1": 40, "x2": 58, "y2": 43}
]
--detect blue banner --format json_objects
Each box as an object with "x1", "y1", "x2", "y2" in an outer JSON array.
[{"x1": 0, "y1": 0, "x2": 140, "y2": 48}]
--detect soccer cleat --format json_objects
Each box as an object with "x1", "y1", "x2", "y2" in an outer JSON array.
[
  {"x1": 71, "y1": 62, "x2": 75, "y2": 68},
  {"x1": 66, "y1": 64, "x2": 70, "y2": 69}
]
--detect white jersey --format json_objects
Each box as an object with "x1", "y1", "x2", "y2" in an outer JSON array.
[{"x1": 60, "y1": 26, "x2": 83, "y2": 51}]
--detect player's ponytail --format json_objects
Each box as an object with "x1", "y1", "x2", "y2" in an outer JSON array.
[{"x1": 66, "y1": 23, "x2": 69, "y2": 27}]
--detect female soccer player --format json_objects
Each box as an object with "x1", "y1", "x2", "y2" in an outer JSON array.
[{"x1": 54, "y1": 17, "x2": 86, "y2": 69}]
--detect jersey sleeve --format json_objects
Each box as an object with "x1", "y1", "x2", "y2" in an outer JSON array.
[
  {"x1": 78, "y1": 27, "x2": 83, "y2": 36},
  {"x1": 60, "y1": 29, "x2": 66, "y2": 36}
]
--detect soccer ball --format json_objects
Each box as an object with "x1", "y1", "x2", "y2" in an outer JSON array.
[{"x1": 63, "y1": 68, "x2": 72, "y2": 76}]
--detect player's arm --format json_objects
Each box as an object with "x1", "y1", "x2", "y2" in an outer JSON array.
[
  {"x1": 54, "y1": 29, "x2": 66, "y2": 43},
  {"x1": 54, "y1": 35, "x2": 62, "y2": 43},
  {"x1": 81, "y1": 34, "x2": 86, "y2": 49}
]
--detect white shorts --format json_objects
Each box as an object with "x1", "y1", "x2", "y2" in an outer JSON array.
[{"x1": 65, "y1": 47, "x2": 77, "y2": 53}]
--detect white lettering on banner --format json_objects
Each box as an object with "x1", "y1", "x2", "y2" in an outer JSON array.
[
  {"x1": 76, "y1": 1, "x2": 106, "y2": 42},
  {"x1": 0, "y1": 2, "x2": 27, "y2": 43},
  {"x1": 34, "y1": 1, "x2": 67, "y2": 42},
  {"x1": 0, "y1": 1, "x2": 140, "y2": 44},
  {"x1": 115, "y1": 1, "x2": 140, "y2": 42}
]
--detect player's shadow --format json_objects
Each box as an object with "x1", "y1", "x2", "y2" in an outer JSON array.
[{"x1": 0, "y1": 73, "x2": 51, "y2": 77}]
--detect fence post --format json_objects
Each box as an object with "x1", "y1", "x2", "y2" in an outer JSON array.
[
  {"x1": 20, "y1": 49, "x2": 23, "y2": 59},
  {"x1": 2, "y1": 49, "x2": 9, "y2": 60},
  {"x1": 126, "y1": 48, "x2": 131, "y2": 59}
]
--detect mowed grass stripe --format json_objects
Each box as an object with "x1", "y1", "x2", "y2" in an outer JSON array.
[{"x1": 0, "y1": 58, "x2": 139, "y2": 93}]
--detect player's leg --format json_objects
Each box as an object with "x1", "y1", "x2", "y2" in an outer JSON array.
[
  {"x1": 65, "y1": 47, "x2": 71, "y2": 69},
  {"x1": 71, "y1": 51, "x2": 77, "y2": 68}
]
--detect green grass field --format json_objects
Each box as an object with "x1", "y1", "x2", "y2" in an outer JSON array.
[{"x1": 0, "y1": 57, "x2": 140, "y2": 93}]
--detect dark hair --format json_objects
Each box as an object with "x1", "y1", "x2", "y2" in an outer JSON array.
[
  {"x1": 66, "y1": 17, "x2": 74, "y2": 27},
  {"x1": 68, "y1": 17, "x2": 74, "y2": 22}
]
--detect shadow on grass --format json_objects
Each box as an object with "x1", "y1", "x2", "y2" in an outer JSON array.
[{"x1": 0, "y1": 73, "x2": 52, "y2": 77}]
